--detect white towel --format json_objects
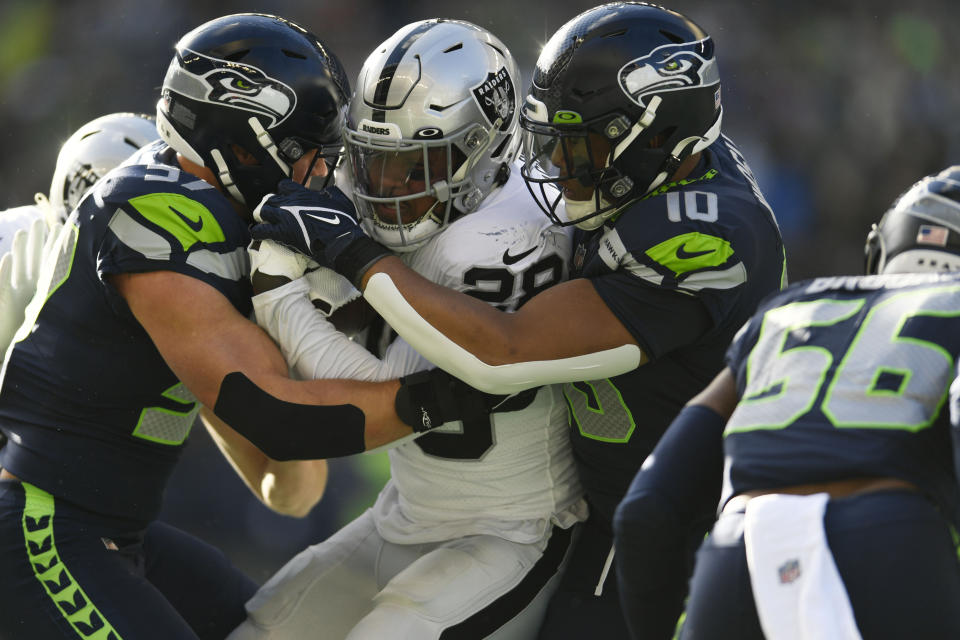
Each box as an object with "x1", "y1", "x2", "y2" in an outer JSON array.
[{"x1": 743, "y1": 493, "x2": 862, "y2": 640}]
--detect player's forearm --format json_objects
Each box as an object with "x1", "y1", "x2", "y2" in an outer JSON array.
[
  {"x1": 361, "y1": 256, "x2": 516, "y2": 362},
  {"x1": 252, "y1": 278, "x2": 387, "y2": 382},
  {"x1": 201, "y1": 407, "x2": 327, "y2": 516},
  {"x1": 300, "y1": 377, "x2": 412, "y2": 451},
  {"x1": 360, "y1": 259, "x2": 643, "y2": 394},
  {"x1": 214, "y1": 369, "x2": 414, "y2": 459}
]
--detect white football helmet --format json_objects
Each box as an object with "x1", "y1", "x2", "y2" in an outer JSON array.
[
  {"x1": 46, "y1": 113, "x2": 159, "y2": 222},
  {"x1": 344, "y1": 19, "x2": 521, "y2": 251}
]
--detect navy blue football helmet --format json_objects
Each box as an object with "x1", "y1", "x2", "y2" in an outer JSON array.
[
  {"x1": 520, "y1": 2, "x2": 722, "y2": 229},
  {"x1": 156, "y1": 13, "x2": 350, "y2": 206},
  {"x1": 865, "y1": 166, "x2": 960, "y2": 275}
]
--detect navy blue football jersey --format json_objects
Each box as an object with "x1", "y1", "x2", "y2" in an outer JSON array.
[
  {"x1": 566, "y1": 135, "x2": 786, "y2": 529},
  {"x1": 0, "y1": 142, "x2": 251, "y2": 524},
  {"x1": 723, "y1": 272, "x2": 960, "y2": 526}
]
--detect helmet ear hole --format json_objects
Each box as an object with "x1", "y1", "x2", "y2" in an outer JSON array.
[
  {"x1": 490, "y1": 134, "x2": 511, "y2": 160},
  {"x1": 646, "y1": 126, "x2": 676, "y2": 150},
  {"x1": 231, "y1": 144, "x2": 258, "y2": 166}
]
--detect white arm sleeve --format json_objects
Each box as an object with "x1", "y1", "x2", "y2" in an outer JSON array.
[
  {"x1": 252, "y1": 278, "x2": 388, "y2": 382},
  {"x1": 364, "y1": 272, "x2": 643, "y2": 395},
  {"x1": 252, "y1": 277, "x2": 429, "y2": 453}
]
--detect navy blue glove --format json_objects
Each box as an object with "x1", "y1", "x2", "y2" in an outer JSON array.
[{"x1": 251, "y1": 180, "x2": 392, "y2": 287}]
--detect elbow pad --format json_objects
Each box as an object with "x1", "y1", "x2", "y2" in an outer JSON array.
[
  {"x1": 213, "y1": 372, "x2": 365, "y2": 460},
  {"x1": 364, "y1": 272, "x2": 642, "y2": 395}
]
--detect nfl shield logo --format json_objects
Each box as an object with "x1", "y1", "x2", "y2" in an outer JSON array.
[{"x1": 778, "y1": 559, "x2": 801, "y2": 584}]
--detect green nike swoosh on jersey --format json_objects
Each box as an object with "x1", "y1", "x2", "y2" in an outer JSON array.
[
  {"x1": 129, "y1": 192, "x2": 225, "y2": 251},
  {"x1": 646, "y1": 231, "x2": 734, "y2": 277}
]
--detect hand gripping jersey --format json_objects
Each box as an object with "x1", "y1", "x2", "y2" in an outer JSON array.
[
  {"x1": 256, "y1": 166, "x2": 587, "y2": 544},
  {"x1": 0, "y1": 142, "x2": 251, "y2": 525},
  {"x1": 723, "y1": 272, "x2": 960, "y2": 527},
  {"x1": 567, "y1": 135, "x2": 787, "y2": 529}
]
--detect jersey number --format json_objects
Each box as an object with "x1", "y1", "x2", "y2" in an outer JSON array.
[
  {"x1": 414, "y1": 255, "x2": 565, "y2": 459},
  {"x1": 728, "y1": 286, "x2": 960, "y2": 434},
  {"x1": 666, "y1": 190, "x2": 718, "y2": 223},
  {"x1": 462, "y1": 254, "x2": 565, "y2": 311},
  {"x1": 414, "y1": 415, "x2": 495, "y2": 460},
  {"x1": 564, "y1": 379, "x2": 636, "y2": 442}
]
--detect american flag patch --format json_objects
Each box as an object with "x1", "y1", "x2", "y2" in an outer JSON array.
[{"x1": 917, "y1": 225, "x2": 949, "y2": 246}]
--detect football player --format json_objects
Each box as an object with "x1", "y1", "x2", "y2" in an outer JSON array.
[
  {"x1": 615, "y1": 166, "x2": 960, "y2": 639},
  {"x1": 248, "y1": 3, "x2": 786, "y2": 635},
  {"x1": 0, "y1": 14, "x2": 513, "y2": 639},
  {"x1": 227, "y1": 20, "x2": 585, "y2": 640},
  {"x1": 0, "y1": 112, "x2": 159, "y2": 356}
]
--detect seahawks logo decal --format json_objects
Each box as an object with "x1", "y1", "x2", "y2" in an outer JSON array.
[
  {"x1": 472, "y1": 66, "x2": 515, "y2": 131},
  {"x1": 168, "y1": 48, "x2": 297, "y2": 127},
  {"x1": 618, "y1": 38, "x2": 719, "y2": 107}
]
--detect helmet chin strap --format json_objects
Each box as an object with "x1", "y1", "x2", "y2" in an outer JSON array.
[
  {"x1": 248, "y1": 117, "x2": 292, "y2": 179},
  {"x1": 210, "y1": 148, "x2": 246, "y2": 204}
]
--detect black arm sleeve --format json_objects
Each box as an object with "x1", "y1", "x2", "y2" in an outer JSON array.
[{"x1": 213, "y1": 372, "x2": 366, "y2": 460}]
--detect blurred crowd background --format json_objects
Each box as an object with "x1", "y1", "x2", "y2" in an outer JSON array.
[{"x1": 2, "y1": 0, "x2": 958, "y2": 581}]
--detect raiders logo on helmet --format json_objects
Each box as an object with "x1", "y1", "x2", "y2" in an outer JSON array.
[
  {"x1": 62, "y1": 163, "x2": 99, "y2": 209},
  {"x1": 471, "y1": 66, "x2": 515, "y2": 131}
]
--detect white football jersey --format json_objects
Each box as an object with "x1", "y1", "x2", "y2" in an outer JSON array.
[
  {"x1": 0, "y1": 204, "x2": 45, "y2": 255},
  {"x1": 375, "y1": 168, "x2": 585, "y2": 544},
  {"x1": 253, "y1": 163, "x2": 587, "y2": 546}
]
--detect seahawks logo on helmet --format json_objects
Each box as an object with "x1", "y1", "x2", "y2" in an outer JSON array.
[
  {"x1": 618, "y1": 38, "x2": 719, "y2": 107},
  {"x1": 471, "y1": 66, "x2": 515, "y2": 131},
  {"x1": 168, "y1": 48, "x2": 298, "y2": 128}
]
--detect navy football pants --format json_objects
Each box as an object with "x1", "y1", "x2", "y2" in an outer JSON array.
[
  {"x1": 536, "y1": 515, "x2": 631, "y2": 639},
  {"x1": 681, "y1": 490, "x2": 960, "y2": 640},
  {"x1": 0, "y1": 479, "x2": 257, "y2": 639}
]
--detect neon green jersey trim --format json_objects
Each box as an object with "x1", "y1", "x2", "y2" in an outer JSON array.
[
  {"x1": 608, "y1": 169, "x2": 718, "y2": 225},
  {"x1": 643, "y1": 168, "x2": 719, "y2": 200}
]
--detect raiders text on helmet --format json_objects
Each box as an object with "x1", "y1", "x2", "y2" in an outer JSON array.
[
  {"x1": 520, "y1": 2, "x2": 722, "y2": 229},
  {"x1": 344, "y1": 19, "x2": 520, "y2": 251},
  {"x1": 156, "y1": 13, "x2": 350, "y2": 206},
  {"x1": 865, "y1": 166, "x2": 960, "y2": 275}
]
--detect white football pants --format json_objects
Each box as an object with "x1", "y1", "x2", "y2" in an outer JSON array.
[{"x1": 227, "y1": 509, "x2": 576, "y2": 640}]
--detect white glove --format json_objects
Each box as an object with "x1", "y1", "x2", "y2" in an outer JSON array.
[
  {"x1": 249, "y1": 239, "x2": 359, "y2": 317},
  {"x1": 0, "y1": 217, "x2": 49, "y2": 356}
]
